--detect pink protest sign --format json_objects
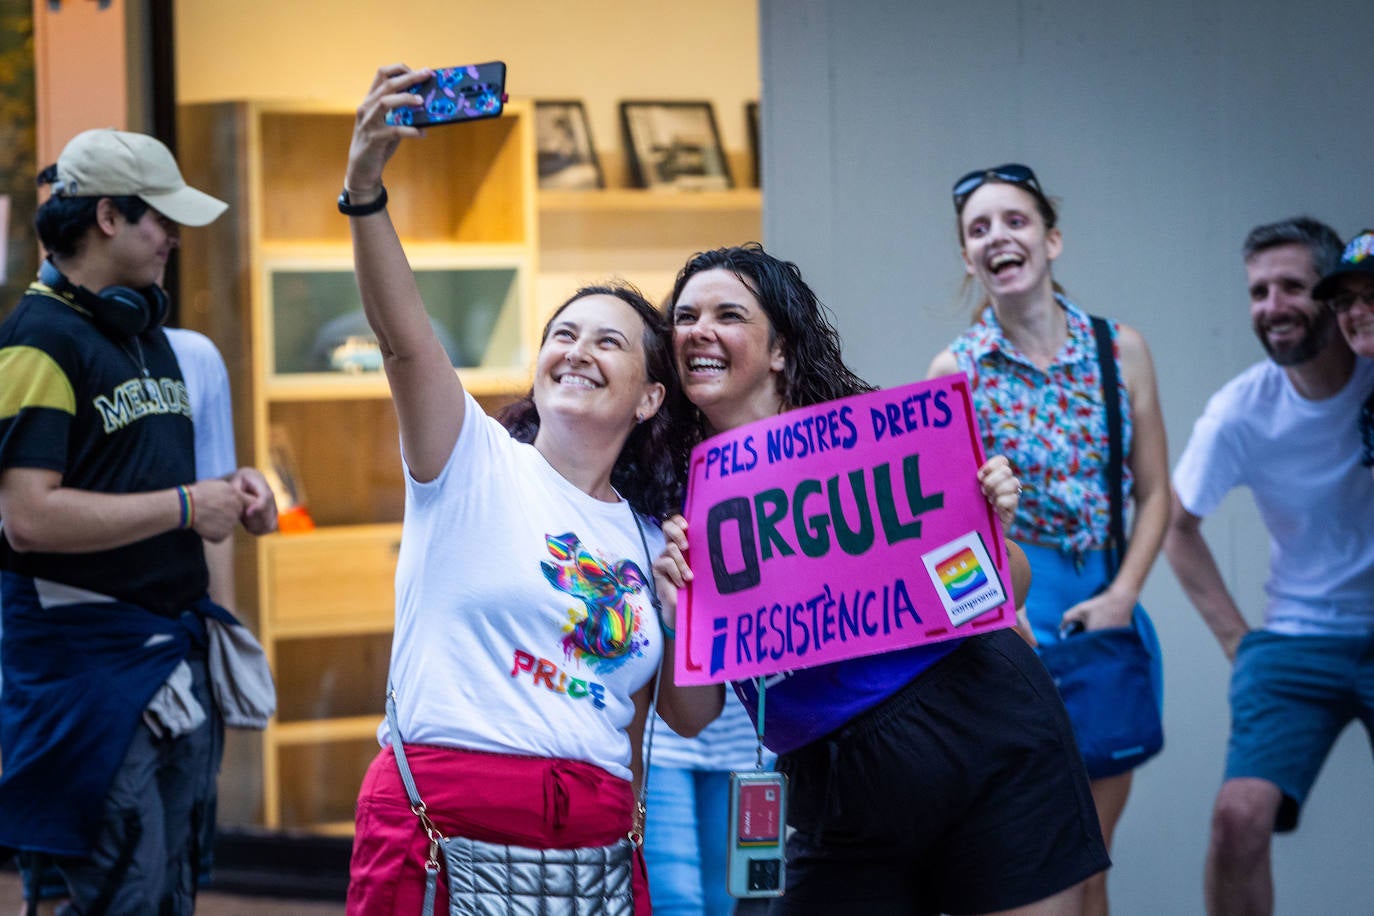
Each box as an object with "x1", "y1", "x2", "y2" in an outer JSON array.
[{"x1": 674, "y1": 374, "x2": 1016, "y2": 685}]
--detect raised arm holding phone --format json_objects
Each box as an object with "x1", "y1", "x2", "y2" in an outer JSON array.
[{"x1": 341, "y1": 64, "x2": 713, "y2": 916}]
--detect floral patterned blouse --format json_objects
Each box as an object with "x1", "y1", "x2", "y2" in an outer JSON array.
[{"x1": 948, "y1": 296, "x2": 1133, "y2": 555}]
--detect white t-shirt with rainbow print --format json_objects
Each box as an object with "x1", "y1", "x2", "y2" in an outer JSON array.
[{"x1": 380, "y1": 391, "x2": 666, "y2": 782}]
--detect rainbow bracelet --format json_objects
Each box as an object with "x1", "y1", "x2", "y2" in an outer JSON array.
[{"x1": 175, "y1": 485, "x2": 194, "y2": 530}]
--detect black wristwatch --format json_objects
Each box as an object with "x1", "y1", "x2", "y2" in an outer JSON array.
[{"x1": 337, "y1": 185, "x2": 388, "y2": 217}]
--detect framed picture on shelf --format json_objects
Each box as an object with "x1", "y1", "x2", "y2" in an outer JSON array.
[
  {"x1": 534, "y1": 100, "x2": 604, "y2": 190},
  {"x1": 620, "y1": 100, "x2": 733, "y2": 191},
  {"x1": 745, "y1": 101, "x2": 760, "y2": 188}
]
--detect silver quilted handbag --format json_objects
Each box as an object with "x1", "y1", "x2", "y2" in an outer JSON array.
[{"x1": 441, "y1": 834, "x2": 635, "y2": 915}]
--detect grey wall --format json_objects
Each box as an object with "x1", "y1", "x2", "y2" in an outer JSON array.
[{"x1": 759, "y1": 1, "x2": 1373, "y2": 912}]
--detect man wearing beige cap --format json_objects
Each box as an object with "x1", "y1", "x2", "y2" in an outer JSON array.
[{"x1": 0, "y1": 129, "x2": 277, "y2": 914}]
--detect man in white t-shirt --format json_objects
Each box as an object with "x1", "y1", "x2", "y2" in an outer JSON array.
[{"x1": 1165, "y1": 216, "x2": 1374, "y2": 916}]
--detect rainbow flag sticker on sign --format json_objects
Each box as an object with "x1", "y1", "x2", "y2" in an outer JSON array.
[{"x1": 922, "y1": 532, "x2": 1005, "y2": 626}]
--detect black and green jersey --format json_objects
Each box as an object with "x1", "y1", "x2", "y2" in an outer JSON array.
[{"x1": 0, "y1": 286, "x2": 208, "y2": 615}]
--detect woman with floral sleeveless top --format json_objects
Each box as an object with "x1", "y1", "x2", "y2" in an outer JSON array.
[{"x1": 928, "y1": 164, "x2": 1170, "y2": 916}]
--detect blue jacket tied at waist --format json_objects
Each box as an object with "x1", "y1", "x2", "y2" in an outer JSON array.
[{"x1": 0, "y1": 572, "x2": 259, "y2": 857}]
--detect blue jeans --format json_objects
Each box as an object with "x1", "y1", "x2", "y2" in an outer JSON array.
[{"x1": 644, "y1": 765, "x2": 736, "y2": 916}]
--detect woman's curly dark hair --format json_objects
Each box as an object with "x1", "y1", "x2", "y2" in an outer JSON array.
[
  {"x1": 666, "y1": 243, "x2": 873, "y2": 429},
  {"x1": 498, "y1": 283, "x2": 691, "y2": 521}
]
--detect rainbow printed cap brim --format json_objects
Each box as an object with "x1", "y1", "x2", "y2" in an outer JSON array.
[{"x1": 1314, "y1": 229, "x2": 1374, "y2": 300}]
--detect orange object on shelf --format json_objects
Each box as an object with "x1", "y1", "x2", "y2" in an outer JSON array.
[{"x1": 277, "y1": 504, "x2": 315, "y2": 534}]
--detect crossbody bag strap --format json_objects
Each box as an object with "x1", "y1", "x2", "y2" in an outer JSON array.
[
  {"x1": 385, "y1": 685, "x2": 443, "y2": 916},
  {"x1": 632, "y1": 508, "x2": 665, "y2": 843},
  {"x1": 1090, "y1": 315, "x2": 1127, "y2": 579},
  {"x1": 384, "y1": 686, "x2": 426, "y2": 811}
]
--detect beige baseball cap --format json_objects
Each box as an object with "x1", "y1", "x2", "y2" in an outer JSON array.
[{"x1": 53, "y1": 128, "x2": 228, "y2": 227}]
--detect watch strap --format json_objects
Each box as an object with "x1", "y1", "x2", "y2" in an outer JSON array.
[{"x1": 337, "y1": 185, "x2": 388, "y2": 217}]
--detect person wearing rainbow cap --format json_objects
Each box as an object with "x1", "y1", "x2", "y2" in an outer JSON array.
[{"x1": 1313, "y1": 229, "x2": 1374, "y2": 473}]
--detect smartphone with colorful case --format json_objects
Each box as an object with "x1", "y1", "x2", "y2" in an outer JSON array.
[{"x1": 385, "y1": 61, "x2": 507, "y2": 127}]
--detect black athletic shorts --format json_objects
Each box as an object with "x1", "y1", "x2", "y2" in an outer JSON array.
[{"x1": 771, "y1": 628, "x2": 1110, "y2": 915}]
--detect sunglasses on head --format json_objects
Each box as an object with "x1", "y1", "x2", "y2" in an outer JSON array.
[{"x1": 952, "y1": 163, "x2": 1045, "y2": 208}]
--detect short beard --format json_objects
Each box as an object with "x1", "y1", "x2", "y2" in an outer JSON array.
[{"x1": 1257, "y1": 305, "x2": 1336, "y2": 367}]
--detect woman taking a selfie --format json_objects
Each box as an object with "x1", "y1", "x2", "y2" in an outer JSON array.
[
  {"x1": 340, "y1": 65, "x2": 718, "y2": 915},
  {"x1": 653, "y1": 243, "x2": 1108, "y2": 915},
  {"x1": 928, "y1": 163, "x2": 1170, "y2": 915}
]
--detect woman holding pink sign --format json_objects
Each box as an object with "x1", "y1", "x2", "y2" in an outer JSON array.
[
  {"x1": 654, "y1": 243, "x2": 1108, "y2": 915},
  {"x1": 930, "y1": 163, "x2": 1170, "y2": 916}
]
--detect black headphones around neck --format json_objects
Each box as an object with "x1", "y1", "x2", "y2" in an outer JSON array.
[{"x1": 37, "y1": 258, "x2": 169, "y2": 338}]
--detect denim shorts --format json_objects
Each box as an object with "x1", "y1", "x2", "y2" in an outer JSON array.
[{"x1": 1226, "y1": 629, "x2": 1374, "y2": 832}]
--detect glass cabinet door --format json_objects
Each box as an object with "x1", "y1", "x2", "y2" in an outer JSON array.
[{"x1": 267, "y1": 263, "x2": 526, "y2": 379}]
